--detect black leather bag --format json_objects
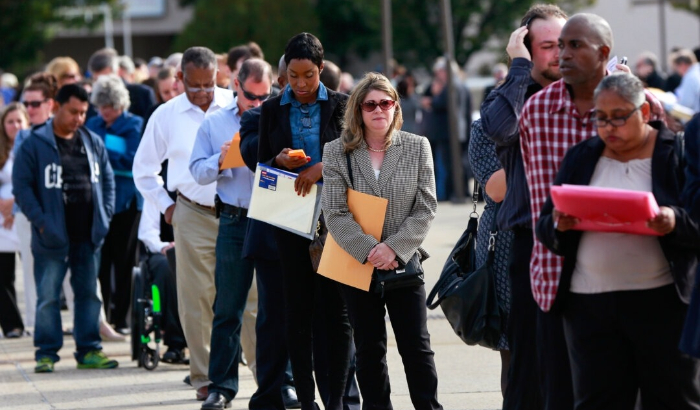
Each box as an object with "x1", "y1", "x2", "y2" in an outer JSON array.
[
  {"x1": 426, "y1": 191, "x2": 504, "y2": 349},
  {"x1": 374, "y1": 253, "x2": 425, "y2": 295}
]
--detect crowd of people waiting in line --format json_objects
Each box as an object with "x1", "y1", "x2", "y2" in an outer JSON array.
[{"x1": 0, "y1": 5, "x2": 699, "y2": 410}]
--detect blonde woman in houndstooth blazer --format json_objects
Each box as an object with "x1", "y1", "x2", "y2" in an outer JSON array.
[{"x1": 321, "y1": 72, "x2": 442, "y2": 410}]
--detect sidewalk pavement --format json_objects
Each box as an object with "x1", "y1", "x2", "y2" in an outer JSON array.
[{"x1": 0, "y1": 201, "x2": 504, "y2": 410}]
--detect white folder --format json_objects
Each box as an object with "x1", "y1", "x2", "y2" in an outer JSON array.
[{"x1": 247, "y1": 163, "x2": 322, "y2": 240}]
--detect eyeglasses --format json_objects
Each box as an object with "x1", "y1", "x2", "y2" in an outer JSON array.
[
  {"x1": 239, "y1": 85, "x2": 270, "y2": 102},
  {"x1": 23, "y1": 99, "x2": 48, "y2": 108},
  {"x1": 183, "y1": 77, "x2": 216, "y2": 94},
  {"x1": 360, "y1": 99, "x2": 396, "y2": 112},
  {"x1": 185, "y1": 85, "x2": 216, "y2": 93},
  {"x1": 595, "y1": 105, "x2": 641, "y2": 128}
]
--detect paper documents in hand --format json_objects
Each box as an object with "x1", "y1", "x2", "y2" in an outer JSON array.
[
  {"x1": 219, "y1": 132, "x2": 246, "y2": 170},
  {"x1": 317, "y1": 189, "x2": 388, "y2": 291},
  {"x1": 247, "y1": 164, "x2": 322, "y2": 239},
  {"x1": 550, "y1": 184, "x2": 661, "y2": 236}
]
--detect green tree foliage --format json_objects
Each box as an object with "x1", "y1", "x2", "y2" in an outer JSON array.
[
  {"x1": 174, "y1": 0, "x2": 595, "y2": 71},
  {"x1": 0, "y1": 0, "x2": 118, "y2": 73},
  {"x1": 173, "y1": 0, "x2": 319, "y2": 65}
]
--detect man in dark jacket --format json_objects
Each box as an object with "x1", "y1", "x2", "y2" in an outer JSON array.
[{"x1": 13, "y1": 84, "x2": 116, "y2": 373}]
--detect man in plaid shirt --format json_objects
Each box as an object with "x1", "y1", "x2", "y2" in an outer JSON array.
[
  {"x1": 520, "y1": 13, "x2": 665, "y2": 312},
  {"x1": 519, "y1": 13, "x2": 665, "y2": 408}
]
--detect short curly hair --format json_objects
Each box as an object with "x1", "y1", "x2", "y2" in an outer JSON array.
[{"x1": 90, "y1": 74, "x2": 131, "y2": 111}]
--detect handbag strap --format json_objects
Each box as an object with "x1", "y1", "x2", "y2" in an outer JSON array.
[
  {"x1": 485, "y1": 202, "x2": 501, "y2": 265},
  {"x1": 345, "y1": 152, "x2": 354, "y2": 190}
]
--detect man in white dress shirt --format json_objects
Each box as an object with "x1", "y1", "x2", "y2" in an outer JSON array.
[
  {"x1": 189, "y1": 57, "x2": 273, "y2": 410},
  {"x1": 133, "y1": 46, "x2": 233, "y2": 401}
]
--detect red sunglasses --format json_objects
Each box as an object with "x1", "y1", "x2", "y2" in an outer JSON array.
[{"x1": 360, "y1": 99, "x2": 396, "y2": 112}]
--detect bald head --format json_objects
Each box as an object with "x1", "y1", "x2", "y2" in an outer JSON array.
[{"x1": 566, "y1": 13, "x2": 613, "y2": 50}]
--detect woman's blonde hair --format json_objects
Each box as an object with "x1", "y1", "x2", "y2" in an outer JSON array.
[
  {"x1": 46, "y1": 57, "x2": 80, "y2": 86},
  {"x1": 0, "y1": 102, "x2": 28, "y2": 169},
  {"x1": 342, "y1": 72, "x2": 403, "y2": 153}
]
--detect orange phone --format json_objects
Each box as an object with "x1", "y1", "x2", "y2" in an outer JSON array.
[{"x1": 288, "y1": 149, "x2": 306, "y2": 158}]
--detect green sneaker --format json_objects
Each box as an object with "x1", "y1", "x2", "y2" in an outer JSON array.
[
  {"x1": 35, "y1": 357, "x2": 55, "y2": 373},
  {"x1": 76, "y1": 350, "x2": 119, "y2": 369}
]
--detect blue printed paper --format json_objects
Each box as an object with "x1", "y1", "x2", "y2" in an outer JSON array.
[
  {"x1": 105, "y1": 134, "x2": 127, "y2": 154},
  {"x1": 259, "y1": 170, "x2": 277, "y2": 191}
]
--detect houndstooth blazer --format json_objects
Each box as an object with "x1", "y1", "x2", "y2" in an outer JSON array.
[{"x1": 321, "y1": 130, "x2": 437, "y2": 265}]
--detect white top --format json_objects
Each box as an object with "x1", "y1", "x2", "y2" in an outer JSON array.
[
  {"x1": 373, "y1": 168, "x2": 380, "y2": 180},
  {"x1": 138, "y1": 197, "x2": 169, "y2": 254},
  {"x1": 570, "y1": 157, "x2": 673, "y2": 294},
  {"x1": 0, "y1": 155, "x2": 18, "y2": 253},
  {"x1": 134, "y1": 88, "x2": 234, "y2": 212}
]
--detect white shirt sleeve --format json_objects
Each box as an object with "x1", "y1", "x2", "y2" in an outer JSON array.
[
  {"x1": 133, "y1": 108, "x2": 176, "y2": 214},
  {"x1": 138, "y1": 198, "x2": 170, "y2": 254}
]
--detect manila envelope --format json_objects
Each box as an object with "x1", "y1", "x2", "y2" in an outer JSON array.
[
  {"x1": 219, "y1": 132, "x2": 246, "y2": 170},
  {"x1": 317, "y1": 189, "x2": 388, "y2": 291}
]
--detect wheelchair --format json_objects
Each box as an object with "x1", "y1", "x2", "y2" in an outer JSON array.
[{"x1": 130, "y1": 260, "x2": 164, "y2": 371}]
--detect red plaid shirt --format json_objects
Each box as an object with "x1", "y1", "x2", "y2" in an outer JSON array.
[{"x1": 519, "y1": 79, "x2": 665, "y2": 311}]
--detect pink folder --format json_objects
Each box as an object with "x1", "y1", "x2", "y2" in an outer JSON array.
[{"x1": 549, "y1": 184, "x2": 662, "y2": 236}]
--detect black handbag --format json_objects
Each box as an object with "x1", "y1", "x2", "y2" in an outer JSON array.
[
  {"x1": 426, "y1": 184, "x2": 504, "y2": 349},
  {"x1": 343, "y1": 153, "x2": 425, "y2": 295}
]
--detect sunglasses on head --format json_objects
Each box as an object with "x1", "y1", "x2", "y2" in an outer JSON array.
[
  {"x1": 23, "y1": 99, "x2": 48, "y2": 108},
  {"x1": 360, "y1": 99, "x2": 396, "y2": 112},
  {"x1": 240, "y1": 86, "x2": 270, "y2": 102}
]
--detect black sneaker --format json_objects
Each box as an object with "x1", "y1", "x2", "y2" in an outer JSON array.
[{"x1": 162, "y1": 348, "x2": 189, "y2": 365}]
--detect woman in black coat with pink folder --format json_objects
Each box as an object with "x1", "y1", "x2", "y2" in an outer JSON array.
[{"x1": 536, "y1": 73, "x2": 700, "y2": 410}]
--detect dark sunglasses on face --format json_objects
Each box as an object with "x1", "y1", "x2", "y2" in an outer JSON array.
[
  {"x1": 23, "y1": 99, "x2": 48, "y2": 108},
  {"x1": 240, "y1": 86, "x2": 270, "y2": 102},
  {"x1": 360, "y1": 99, "x2": 396, "y2": 112}
]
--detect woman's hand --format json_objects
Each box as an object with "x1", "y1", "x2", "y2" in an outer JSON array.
[
  {"x1": 3, "y1": 214, "x2": 13, "y2": 230},
  {"x1": 275, "y1": 148, "x2": 310, "y2": 170},
  {"x1": 294, "y1": 162, "x2": 323, "y2": 196},
  {"x1": 647, "y1": 206, "x2": 675, "y2": 235},
  {"x1": 367, "y1": 243, "x2": 399, "y2": 271},
  {"x1": 0, "y1": 198, "x2": 14, "y2": 220},
  {"x1": 553, "y1": 209, "x2": 579, "y2": 232}
]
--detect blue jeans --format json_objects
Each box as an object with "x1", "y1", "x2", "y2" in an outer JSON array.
[
  {"x1": 34, "y1": 241, "x2": 102, "y2": 362},
  {"x1": 208, "y1": 211, "x2": 255, "y2": 400}
]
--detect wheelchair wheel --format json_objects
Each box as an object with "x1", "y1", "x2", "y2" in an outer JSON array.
[{"x1": 131, "y1": 267, "x2": 146, "y2": 363}]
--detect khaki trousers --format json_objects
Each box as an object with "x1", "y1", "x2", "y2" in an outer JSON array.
[{"x1": 172, "y1": 197, "x2": 217, "y2": 389}]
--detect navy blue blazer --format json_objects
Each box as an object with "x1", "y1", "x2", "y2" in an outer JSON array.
[
  {"x1": 683, "y1": 113, "x2": 700, "y2": 220},
  {"x1": 537, "y1": 121, "x2": 700, "y2": 309},
  {"x1": 239, "y1": 106, "x2": 279, "y2": 261}
]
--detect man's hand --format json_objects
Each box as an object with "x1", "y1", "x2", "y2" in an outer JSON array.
[
  {"x1": 367, "y1": 243, "x2": 399, "y2": 271},
  {"x1": 3, "y1": 215, "x2": 13, "y2": 230},
  {"x1": 507, "y1": 26, "x2": 531, "y2": 61},
  {"x1": 647, "y1": 206, "x2": 675, "y2": 235},
  {"x1": 295, "y1": 163, "x2": 323, "y2": 196},
  {"x1": 160, "y1": 242, "x2": 175, "y2": 255},
  {"x1": 275, "y1": 148, "x2": 310, "y2": 170},
  {"x1": 0, "y1": 198, "x2": 14, "y2": 220},
  {"x1": 218, "y1": 140, "x2": 232, "y2": 168},
  {"x1": 164, "y1": 204, "x2": 176, "y2": 225},
  {"x1": 553, "y1": 209, "x2": 579, "y2": 232}
]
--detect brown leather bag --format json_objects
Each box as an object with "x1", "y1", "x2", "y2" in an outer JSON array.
[{"x1": 309, "y1": 213, "x2": 328, "y2": 272}]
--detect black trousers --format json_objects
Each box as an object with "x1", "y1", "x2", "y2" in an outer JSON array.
[
  {"x1": 0, "y1": 252, "x2": 23, "y2": 335},
  {"x1": 341, "y1": 283, "x2": 442, "y2": 410},
  {"x1": 144, "y1": 252, "x2": 185, "y2": 349},
  {"x1": 503, "y1": 228, "x2": 542, "y2": 410},
  {"x1": 250, "y1": 258, "x2": 291, "y2": 410},
  {"x1": 536, "y1": 306, "x2": 573, "y2": 410},
  {"x1": 274, "y1": 228, "x2": 352, "y2": 410},
  {"x1": 564, "y1": 285, "x2": 700, "y2": 410},
  {"x1": 313, "y1": 280, "x2": 361, "y2": 410},
  {"x1": 99, "y1": 202, "x2": 140, "y2": 328}
]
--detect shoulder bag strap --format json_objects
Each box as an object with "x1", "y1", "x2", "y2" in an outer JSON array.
[
  {"x1": 486, "y1": 202, "x2": 501, "y2": 265},
  {"x1": 346, "y1": 152, "x2": 354, "y2": 190}
]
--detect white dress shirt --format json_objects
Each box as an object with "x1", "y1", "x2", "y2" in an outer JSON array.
[
  {"x1": 138, "y1": 197, "x2": 169, "y2": 254},
  {"x1": 134, "y1": 87, "x2": 234, "y2": 212}
]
